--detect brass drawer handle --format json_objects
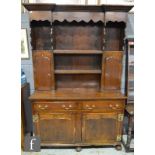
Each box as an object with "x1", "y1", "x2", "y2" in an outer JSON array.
[
  {"x1": 38, "y1": 104, "x2": 48, "y2": 110},
  {"x1": 62, "y1": 104, "x2": 66, "y2": 108},
  {"x1": 85, "y1": 104, "x2": 95, "y2": 110},
  {"x1": 115, "y1": 104, "x2": 119, "y2": 107},
  {"x1": 92, "y1": 105, "x2": 95, "y2": 108},
  {"x1": 62, "y1": 104, "x2": 72, "y2": 110},
  {"x1": 87, "y1": 107, "x2": 93, "y2": 110},
  {"x1": 109, "y1": 104, "x2": 119, "y2": 109}
]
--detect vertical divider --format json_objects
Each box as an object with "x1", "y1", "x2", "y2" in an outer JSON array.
[
  {"x1": 51, "y1": 11, "x2": 55, "y2": 90},
  {"x1": 101, "y1": 12, "x2": 106, "y2": 91}
]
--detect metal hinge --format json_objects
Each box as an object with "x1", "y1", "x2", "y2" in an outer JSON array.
[
  {"x1": 33, "y1": 114, "x2": 39, "y2": 123},
  {"x1": 118, "y1": 114, "x2": 124, "y2": 122},
  {"x1": 116, "y1": 135, "x2": 122, "y2": 141}
]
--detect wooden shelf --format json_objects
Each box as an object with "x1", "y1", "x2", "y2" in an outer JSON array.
[
  {"x1": 53, "y1": 50, "x2": 103, "y2": 54},
  {"x1": 54, "y1": 69, "x2": 101, "y2": 74}
]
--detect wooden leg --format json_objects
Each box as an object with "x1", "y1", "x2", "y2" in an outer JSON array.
[
  {"x1": 76, "y1": 146, "x2": 82, "y2": 152},
  {"x1": 115, "y1": 145, "x2": 122, "y2": 151}
]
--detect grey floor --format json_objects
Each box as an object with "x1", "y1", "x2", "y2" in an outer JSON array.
[{"x1": 21, "y1": 145, "x2": 134, "y2": 155}]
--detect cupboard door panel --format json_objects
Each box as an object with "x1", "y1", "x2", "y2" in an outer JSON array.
[
  {"x1": 34, "y1": 113, "x2": 76, "y2": 143},
  {"x1": 101, "y1": 51, "x2": 123, "y2": 90},
  {"x1": 33, "y1": 51, "x2": 54, "y2": 90},
  {"x1": 82, "y1": 113, "x2": 118, "y2": 143}
]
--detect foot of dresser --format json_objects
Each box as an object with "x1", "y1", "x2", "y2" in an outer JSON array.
[
  {"x1": 75, "y1": 146, "x2": 82, "y2": 152},
  {"x1": 115, "y1": 145, "x2": 122, "y2": 151}
]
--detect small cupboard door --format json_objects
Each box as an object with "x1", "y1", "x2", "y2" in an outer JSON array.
[
  {"x1": 33, "y1": 113, "x2": 76, "y2": 144},
  {"x1": 101, "y1": 51, "x2": 123, "y2": 90},
  {"x1": 33, "y1": 51, "x2": 54, "y2": 90},
  {"x1": 82, "y1": 113, "x2": 121, "y2": 143}
]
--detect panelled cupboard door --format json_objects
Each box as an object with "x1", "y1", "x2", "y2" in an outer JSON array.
[
  {"x1": 33, "y1": 51, "x2": 54, "y2": 90},
  {"x1": 101, "y1": 51, "x2": 123, "y2": 90},
  {"x1": 33, "y1": 113, "x2": 76, "y2": 144},
  {"x1": 82, "y1": 113, "x2": 119, "y2": 143}
]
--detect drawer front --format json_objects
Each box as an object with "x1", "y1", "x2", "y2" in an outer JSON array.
[
  {"x1": 82, "y1": 100, "x2": 124, "y2": 111},
  {"x1": 34, "y1": 101, "x2": 78, "y2": 112}
]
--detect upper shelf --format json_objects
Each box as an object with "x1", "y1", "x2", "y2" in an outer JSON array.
[
  {"x1": 53, "y1": 50, "x2": 103, "y2": 54},
  {"x1": 23, "y1": 3, "x2": 133, "y2": 12}
]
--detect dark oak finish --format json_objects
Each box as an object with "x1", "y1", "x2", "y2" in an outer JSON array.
[
  {"x1": 53, "y1": 12, "x2": 104, "y2": 22},
  {"x1": 53, "y1": 21, "x2": 103, "y2": 50},
  {"x1": 82, "y1": 113, "x2": 118, "y2": 143},
  {"x1": 31, "y1": 21, "x2": 52, "y2": 50},
  {"x1": 36, "y1": 113, "x2": 76, "y2": 143},
  {"x1": 24, "y1": 3, "x2": 133, "y2": 150},
  {"x1": 101, "y1": 51, "x2": 123, "y2": 90},
  {"x1": 23, "y1": 3, "x2": 133, "y2": 12},
  {"x1": 33, "y1": 51, "x2": 55, "y2": 90},
  {"x1": 30, "y1": 11, "x2": 52, "y2": 22},
  {"x1": 53, "y1": 50, "x2": 103, "y2": 54}
]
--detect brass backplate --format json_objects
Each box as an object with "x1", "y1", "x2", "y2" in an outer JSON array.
[
  {"x1": 118, "y1": 114, "x2": 124, "y2": 122},
  {"x1": 116, "y1": 135, "x2": 122, "y2": 141},
  {"x1": 33, "y1": 114, "x2": 39, "y2": 123}
]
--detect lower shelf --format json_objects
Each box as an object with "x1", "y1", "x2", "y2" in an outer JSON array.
[{"x1": 54, "y1": 69, "x2": 102, "y2": 74}]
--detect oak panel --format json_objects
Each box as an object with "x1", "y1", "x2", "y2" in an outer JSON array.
[
  {"x1": 33, "y1": 51, "x2": 55, "y2": 90},
  {"x1": 36, "y1": 113, "x2": 76, "y2": 143},
  {"x1": 82, "y1": 113, "x2": 117, "y2": 143}
]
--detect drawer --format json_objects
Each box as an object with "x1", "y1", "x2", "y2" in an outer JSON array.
[
  {"x1": 34, "y1": 101, "x2": 78, "y2": 112},
  {"x1": 82, "y1": 101, "x2": 124, "y2": 111}
]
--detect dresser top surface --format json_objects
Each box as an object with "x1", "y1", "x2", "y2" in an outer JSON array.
[{"x1": 29, "y1": 90, "x2": 127, "y2": 101}]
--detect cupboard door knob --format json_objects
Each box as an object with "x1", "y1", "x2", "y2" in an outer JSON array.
[
  {"x1": 109, "y1": 104, "x2": 112, "y2": 108},
  {"x1": 48, "y1": 73, "x2": 51, "y2": 76},
  {"x1": 86, "y1": 105, "x2": 89, "y2": 107},
  {"x1": 69, "y1": 105, "x2": 72, "y2": 108}
]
